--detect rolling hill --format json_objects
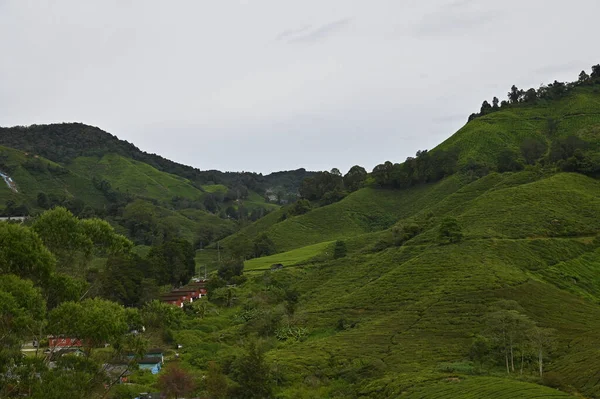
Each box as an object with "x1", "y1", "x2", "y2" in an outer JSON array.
[
  {"x1": 2, "y1": 68, "x2": 600, "y2": 398},
  {"x1": 175, "y1": 75, "x2": 600, "y2": 398}
]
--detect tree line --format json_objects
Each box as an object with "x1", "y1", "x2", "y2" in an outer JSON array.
[{"x1": 469, "y1": 64, "x2": 600, "y2": 122}]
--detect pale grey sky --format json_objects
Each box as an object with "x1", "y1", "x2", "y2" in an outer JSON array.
[{"x1": 0, "y1": 0, "x2": 598, "y2": 173}]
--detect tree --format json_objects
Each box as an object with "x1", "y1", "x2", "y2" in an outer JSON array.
[
  {"x1": 0, "y1": 222, "x2": 55, "y2": 283},
  {"x1": 36, "y1": 192, "x2": 50, "y2": 209},
  {"x1": 480, "y1": 100, "x2": 492, "y2": 115},
  {"x1": 142, "y1": 300, "x2": 183, "y2": 329},
  {"x1": 579, "y1": 70, "x2": 590, "y2": 83},
  {"x1": 33, "y1": 207, "x2": 132, "y2": 275},
  {"x1": 0, "y1": 275, "x2": 46, "y2": 367},
  {"x1": 523, "y1": 88, "x2": 538, "y2": 103},
  {"x1": 253, "y1": 234, "x2": 276, "y2": 258},
  {"x1": 520, "y1": 138, "x2": 547, "y2": 165},
  {"x1": 343, "y1": 165, "x2": 367, "y2": 192},
  {"x1": 591, "y1": 64, "x2": 600, "y2": 80},
  {"x1": 438, "y1": 217, "x2": 463, "y2": 244},
  {"x1": 469, "y1": 335, "x2": 490, "y2": 372},
  {"x1": 333, "y1": 240, "x2": 347, "y2": 259},
  {"x1": 288, "y1": 199, "x2": 311, "y2": 216},
  {"x1": 48, "y1": 298, "x2": 130, "y2": 354},
  {"x1": 528, "y1": 326, "x2": 556, "y2": 377},
  {"x1": 508, "y1": 85, "x2": 522, "y2": 104},
  {"x1": 205, "y1": 361, "x2": 228, "y2": 399},
  {"x1": 217, "y1": 258, "x2": 244, "y2": 282},
  {"x1": 158, "y1": 364, "x2": 196, "y2": 399},
  {"x1": 232, "y1": 342, "x2": 273, "y2": 399},
  {"x1": 372, "y1": 161, "x2": 395, "y2": 187},
  {"x1": 492, "y1": 97, "x2": 500, "y2": 110},
  {"x1": 148, "y1": 238, "x2": 195, "y2": 286},
  {"x1": 497, "y1": 149, "x2": 523, "y2": 173}
]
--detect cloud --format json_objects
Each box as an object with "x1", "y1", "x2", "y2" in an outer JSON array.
[
  {"x1": 276, "y1": 25, "x2": 313, "y2": 40},
  {"x1": 412, "y1": 2, "x2": 504, "y2": 38},
  {"x1": 280, "y1": 18, "x2": 351, "y2": 44},
  {"x1": 533, "y1": 62, "x2": 585, "y2": 76}
]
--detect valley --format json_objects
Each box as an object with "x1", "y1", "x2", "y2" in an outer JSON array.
[{"x1": 1, "y1": 66, "x2": 600, "y2": 398}]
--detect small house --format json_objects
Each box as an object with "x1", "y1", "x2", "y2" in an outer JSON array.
[
  {"x1": 48, "y1": 336, "x2": 83, "y2": 349},
  {"x1": 138, "y1": 357, "x2": 162, "y2": 374}
]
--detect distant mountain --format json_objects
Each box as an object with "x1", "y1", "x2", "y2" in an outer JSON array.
[{"x1": 0, "y1": 123, "x2": 314, "y2": 246}]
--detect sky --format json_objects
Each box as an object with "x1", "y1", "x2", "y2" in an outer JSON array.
[{"x1": 0, "y1": 0, "x2": 598, "y2": 174}]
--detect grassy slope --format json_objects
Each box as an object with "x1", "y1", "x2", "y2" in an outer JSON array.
[
  {"x1": 434, "y1": 86, "x2": 600, "y2": 167},
  {"x1": 0, "y1": 145, "x2": 107, "y2": 208},
  {"x1": 221, "y1": 175, "x2": 465, "y2": 253},
  {"x1": 69, "y1": 154, "x2": 204, "y2": 202},
  {"x1": 190, "y1": 169, "x2": 600, "y2": 398},
  {"x1": 244, "y1": 241, "x2": 333, "y2": 271}
]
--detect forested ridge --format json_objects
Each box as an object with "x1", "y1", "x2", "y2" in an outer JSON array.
[{"x1": 2, "y1": 64, "x2": 600, "y2": 398}]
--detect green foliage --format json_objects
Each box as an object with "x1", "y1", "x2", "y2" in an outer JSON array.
[
  {"x1": 0, "y1": 222, "x2": 55, "y2": 283},
  {"x1": 157, "y1": 364, "x2": 197, "y2": 399},
  {"x1": 48, "y1": 298, "x2": 130, "y2": 351},
  {"x1": 142, "y1": 300, "x2": 184, "y2": 329},
  {"x1": 438, "y1": 217, "x2": 463, "y2": 244},
  {"x1": 253, "y1": 233, "x2": 276, "y2": 258},
  {"x1": 287, "y1": 199, "x2": 312, "y2": 216},
  {"x1": 343, "y1": 165, "x2": 367, "y2": 192},
  {"x1": 231, "y1": 342, "x2": 274, "y2": 399},
  {"x1": 32, "y1": 207, "x2": 132, "y2": 275},
  {"x1": 148, "y1": 238, "x2": 195, "y2": 286},
  {"x1": 218, "y1": 258, "x2": 244, "y2": 282},
  {"x1": 333, "y1": 240, "x2": 347, "y2": 259}
]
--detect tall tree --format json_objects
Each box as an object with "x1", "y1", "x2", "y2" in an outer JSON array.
[
  {"x1": 528, "y1": 326, "x2": 556, "y2": 377},
  {"x1": 0, "y1": 222, "x2": 55, "y2": 283},
  {"x1": 343, "y1": 165, "x2": 367, "y2": 192},
  {"x1": 492, "y1": 96, "x2": 500, "y2": 109},
  {"x1": 508, "y1": 85, "x2": 522, "y2": 104},
  {"x1": 47, "y1": 298, "x2": 130, "y2": 354},
  {"x1": 205, "y1": 361, "x2": 228, "y2": 399},
  {"x1": 158, "y1": 364, "x2": 197, "y2": 399},
  {"x1": 232, "y1": 342, "x2": 273, "y2": 399}
]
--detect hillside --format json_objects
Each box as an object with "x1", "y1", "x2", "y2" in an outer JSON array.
[
  {"x1": 436, "y1": 85, "x2": 600, "y2": 170},
  {"x1": 2, "y1": 69, "x2": 600, "y2": 398},
  {"x1": 0, "y1": 124, "x2": 318, "y2": 248},
  {"x1": 186, "y1": 171, "x2": 600, "y2": 398},
  {"x1": 178, "y1": 76, "x2": 600, "y2": 398}
]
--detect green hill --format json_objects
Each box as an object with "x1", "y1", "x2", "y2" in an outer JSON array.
[
  {"x1": 192, "y1": 171, "x2": 600, "y2": 398},
  {"x1": 172, "y1": 76, "x2": 600, "y2": 398},
  {"x1": 3, "y1": 70, "x2": 600, "y2": 398},
  {"x1": 0, "y1": 124, "x2": 317, "y2": 248},
  {"x1": 436, "y1": 86, "x2": 600, "y2": 170}
]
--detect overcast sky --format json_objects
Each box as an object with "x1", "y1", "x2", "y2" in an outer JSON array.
[{"x1": 1, "y1": 0, "x2": 598, "y2": 174}]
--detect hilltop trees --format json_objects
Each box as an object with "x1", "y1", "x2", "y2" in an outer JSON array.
[
  {"x1": 469, "y1": 64, "x2": 600, "y2": 122},
  {"x1": 372, "y1": 149, "x2": 458, "y2": 189},
  {"x1": 343, "y1": 165, "x2": 367, "y2": 192}
]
